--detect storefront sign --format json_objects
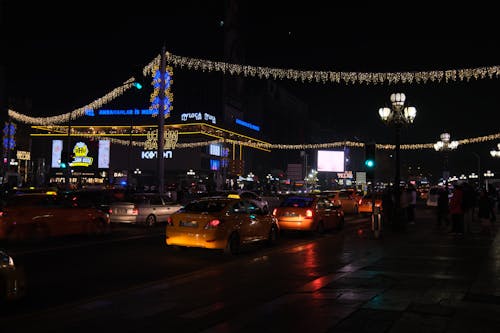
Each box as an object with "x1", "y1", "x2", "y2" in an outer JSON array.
[
  {"x1": 144, "y1": 129, "x2": 178, "y2": 150},
  {"x1": 141, "y1": 151, "x2": 173, "y2": 159},
  {"x1": 70, "y1": 142, "x2": 93, "y2": 167},
  {"x1": 16, "y1": 150, "x2": 30, "y2": 160},
  {"x1": 181, "y1": 112, "x2": 216, "y2": 124}
]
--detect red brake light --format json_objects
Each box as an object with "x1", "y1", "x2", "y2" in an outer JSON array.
[
  {"x1": 132, "y1": 207, "x2": 139, "y2": 215},
  {"x1": 272, "y1": 208, "x2": 277, "y2": 216},
  {"x1": 108, "y1": 208, "x2": 113, "y2": 215},
  {"x1": 167, "y1": 217, "x2": 173, "y2": 226},
  {"x1": 359, "y1": 199, "x2": 362, "y2": 205},
  {"x1": 305, "y1": 209, "x2": 313, "y2": 218},
  {"x1": 205, "y1": 219, "x2": 221, "y2": 229},
  {"x1": 0, "y1": 211, "x2": 4, "y2": 217}
]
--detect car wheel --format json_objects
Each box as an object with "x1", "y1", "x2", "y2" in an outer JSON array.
[
  {"x1": 31, "y1": 224, "x2": 49, "y2": 242},
  {"x1": 95, "y1": 219, "x2": 109, "y2": 236},
  {"x1": 267, "y1": 224, "x2": 278, "y2": 246},
  {"x1": 316, "y1": 221, "x2": 325, "y2": 235},
  {"x1": 224, "y1": 232, "x2": 240, "y2": 255},
  {"x1": 337, "y1": 217, "x2": 345, "y2": 230},
  {"x1": 145, "y1": 214, "x2": 156, "y2": 227}
]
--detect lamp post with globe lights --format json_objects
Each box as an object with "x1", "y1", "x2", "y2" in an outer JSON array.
[
  {"x1": 434, "y1": 132, "x2": 459, "y2": 189},
  {"x1": 491, "y1": 143, "x2": 500, "y2": 158},
  {"x1": 378, "y1": 93, "x2": 417, "y2": 230},
  {"x1": 484, "y1": 170, "x2": 495, "y2": 192}
]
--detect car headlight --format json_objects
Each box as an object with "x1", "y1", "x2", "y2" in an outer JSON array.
[{"x1": 8, "y1": 255, "x2": 14, "y2": 267}]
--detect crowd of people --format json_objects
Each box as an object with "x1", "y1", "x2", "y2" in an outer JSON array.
[{"x1": 380, "y1": 182, "x2": 498, "y2": 237}]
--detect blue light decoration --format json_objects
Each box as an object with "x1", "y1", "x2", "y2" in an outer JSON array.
[
  {"x1": 210, "y1": 159, "x2": 220, "y2": 171},
  {"x1": 150, "y1": 67, "x2": 174, "y2": 118},
  {"x1": 85, "y1": 109, "x2": 157, "y2": 116},
  {"x1": 3, "y1": 138, "x2": 15, "y2": 150},
  {"x1": 235, "y1": 118, "x2": 260, "y2": 131}
]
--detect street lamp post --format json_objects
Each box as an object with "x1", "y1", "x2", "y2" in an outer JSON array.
[
  {"x1": 434, "y1": 132, "x2": 459, "y2": 189},
  {"x1": 484, "y1": 170, "x2": 495, "y2": 191},
  {"x1": 378, "y1": 93, "x2": 417, "y2": 230},
  {"x1": 490, "y1": 143, "x2": 500, "y2": 158}
]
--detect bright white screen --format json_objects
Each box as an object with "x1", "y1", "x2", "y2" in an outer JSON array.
[
  {"x1": 317, "y1": 150, "x2": 344, "y2": 172},
  {"x1": 98, "y1": 140, "x2": 110, "y2": 168},
  {"x1": 51, "y1": 140, "x2": 63, "y2": 168}
]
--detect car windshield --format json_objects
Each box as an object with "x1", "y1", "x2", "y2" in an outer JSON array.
[
  {"x1": 183, "y1": 199, "x2": 230, "y2": 213},
  {"x1": 281, "y1": 196, "x2": 314, "y2": 208}
]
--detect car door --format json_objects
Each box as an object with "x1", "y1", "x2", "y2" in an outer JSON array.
[
  {"x1": 230, "y1": 200, "x2": 259, "y2": 243},
  {"x1": 316, "y1": 198, "x2": 333, "y2": 229}
]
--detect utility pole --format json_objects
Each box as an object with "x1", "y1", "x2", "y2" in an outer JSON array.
[
  {"x1": 157, "y1": 45, "x2": 167, "y2": 195},
  {"x1": 65, "y1": 112, "x2": 72, "y2": 189}
]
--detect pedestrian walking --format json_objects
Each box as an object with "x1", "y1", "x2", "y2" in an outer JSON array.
[
  {"x1": 436, "y1": 187, "x2": 450, "y2": 230},
  {"x1": 407, "y1": 185, "x2": 417, "y2": 224},
  {"x1": 449, "y1": 184, "x2": 465, "y2": 235},
  {"x1": 478, "y1": 189, "x2": 496, "y2": 236},
  {"x1": 462, "y1": 182, "x2": 477, "y2": 233}
]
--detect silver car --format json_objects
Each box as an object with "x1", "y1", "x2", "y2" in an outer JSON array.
[{"x1": 110, "y1": 194, "x2": 183, "y2": 226}]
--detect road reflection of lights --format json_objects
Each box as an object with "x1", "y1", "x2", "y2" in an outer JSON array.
[{"x1": 251, "y1": 255, "x2": 269, "y2": 263}]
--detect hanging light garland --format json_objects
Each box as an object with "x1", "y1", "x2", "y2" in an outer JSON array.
[
  {"x1": 144, "y1": 51, "x2": 500, "y2": 85},
  {"x1": 8, "y1": 77, "x2": 138, "y2": 125},
  {"x1": 67, "y1": 132, "x2": 500, "y2": 150}
]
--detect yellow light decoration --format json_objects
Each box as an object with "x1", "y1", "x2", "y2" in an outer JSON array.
[
  {"x1": 143, "y1": 51, "x2": 500, "y2": 85},
  {"x1": 37, "y1": 132, "x2": 500, "y2": 151},
  {"x1": 8, "y1": 77, "x2": 138, "y2": 125}
]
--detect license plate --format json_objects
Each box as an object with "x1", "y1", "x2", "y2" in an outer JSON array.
[
  {"x1": 284, "y1": 211, "x2": 297, "y2": 217},
  {"x1": 116, "y1": 208, "x2": 127, "y2": 214},
  {"x1": 180, "y1": 220, "x2": 198, "y2": 228}
]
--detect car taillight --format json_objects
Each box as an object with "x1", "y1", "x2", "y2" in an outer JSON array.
[
  {"x1": 0, "y1": 211, "x2": 4, "y2": 217},
  {"x1": 305, "y1": 209, "x2": 313, "y2": 218},
  {"x1": 108, "y1": 208, "x2": 113, "y2": 215},
  {"x1": 132, "y1": 207, "x2": 139, "y2": 215},
  {"x1": 359, "y1": 199, "x2": 362, "y2": 205},
  {"x1": 167, "y1": 217, "x2": 173, "y2": 226},
  {"x1": 272, "y1": 208, "x2": 277, "y2": 216},
  {"x1": 205, "y1": 219, "x2": 221, "y2": 229}
]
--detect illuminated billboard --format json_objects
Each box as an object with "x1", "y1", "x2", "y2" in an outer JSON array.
[
  {"x1": 317, "y1": 150, "x2": 344, "y2": 172},
  {"x1": 51, "y1": 140, "x2": 63, "y2": 168},
  {"x1": 98, "y1": 140, "x2": 110, "y2": 168}
]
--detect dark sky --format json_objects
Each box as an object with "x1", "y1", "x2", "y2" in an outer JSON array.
[{"x1": 3, "y1": 1, "x2": 500, "y2": 177}]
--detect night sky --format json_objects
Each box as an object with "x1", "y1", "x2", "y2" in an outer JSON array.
[{"x1": 3, "y1": 1, "x2": 500, "y2": 178}]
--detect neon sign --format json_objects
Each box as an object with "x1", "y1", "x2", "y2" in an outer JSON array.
[
  {"x1": 70, "y1": 142, "x2": 93, "y2": 167},
  {"x1": 85, "y1": 109, "x2": 156, "y2": 116},
  {"x1": 235, "y1": 118, "x2": 260, "y2": 131},
  {"x1": 181, "y1": 112, "x2": 217, "y2": 124}
]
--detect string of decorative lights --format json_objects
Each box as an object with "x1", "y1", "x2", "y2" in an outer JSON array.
[
  {"x1": 143, "y1": 51, "x2": 500, "y2": 85},
  {"x1": 8, "y1": 77, "x2": 138, "y2": 125},
  {"x1": 70, "y1": 133, "x2": 500, "y2": 150}
]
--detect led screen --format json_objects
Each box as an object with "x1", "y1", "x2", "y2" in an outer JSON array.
[
  {"x1": 317, "y1": 150, "x2": 344, "y2": 172},
  {"x1": 51, "y1": 140, "x2": 63, "y2": 168},
  {"x1": 98, "y1": 140, "x2": 110, "y2": 168}
]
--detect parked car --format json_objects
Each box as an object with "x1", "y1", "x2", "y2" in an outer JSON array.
[
  {"x1": 358, "y1": 192, "x2": 383, "y2": 215},
  {"x1": 109, "y1": 193, "x2": 183, "y2": 226},
  {"x1": 0, "y1": 192, "x2": 110, "y2": 242},
  {"x1": 0, "y1": 249, "x2": 26, "y2": 302},
  {"x1": 166, "y1": 197, "x2": 279, "y2": 254},
  {"x1": 272, "y1": 195, "x2": 344, "y2": 233}
]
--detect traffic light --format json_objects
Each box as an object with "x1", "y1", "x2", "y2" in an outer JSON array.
[{"x1": 364, "y1": 143, "x2": 376, "y2": 181}]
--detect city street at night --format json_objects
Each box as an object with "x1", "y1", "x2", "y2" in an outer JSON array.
[{"x1": 2, "y1": 205, "x2": 500, "y2": 332}]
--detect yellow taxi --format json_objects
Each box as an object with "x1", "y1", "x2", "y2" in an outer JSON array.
[
  {"x1": 323, "y1": 190, "x2": 360, "y2": 214},
  {"x1": 358, "y1": 192, "x2": 383, "y2": 215},
  {"x1": 272, "y1": 195, "x2": 344, "y2": 233},
  {"x1": 166, "y1": 197, "x2": 279, "y2": 254}
]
